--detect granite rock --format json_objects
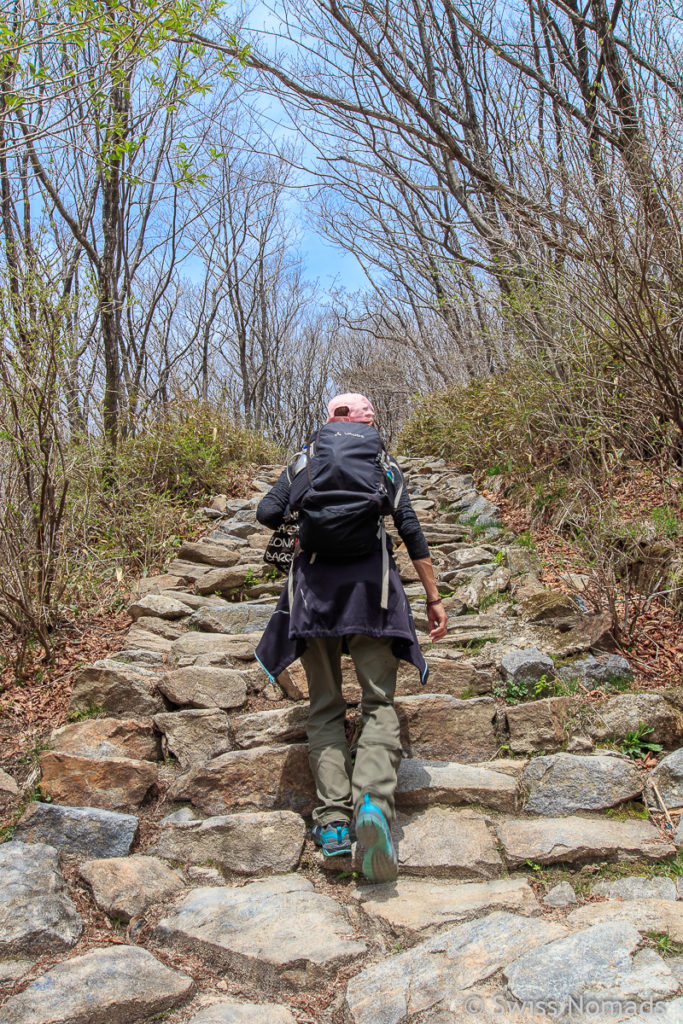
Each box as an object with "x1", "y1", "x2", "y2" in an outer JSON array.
[
  {"x1": 394, "y1": 807, "x2": 502, "y2": 879},
  {"x1": 50, "y1": 717, "x2": 160, "y2": 761},
  {"x1": 395, "y1": 758, "x2": 520, "y2": 814},
  {"x1": 351, "y1": 876, "x2": 540, "y2": 934},
  {"x1": 168, "y1": 744, "x2": 316, "y2": 817},
  {"x1": 14, "y1": 802, "x2": 139, "y2": 859},
  {"x1": 39, "y1": 751, "x2": 157, "y2": 810},
  {"x1": 155, "y1": 875, "x2": 365, "y2": 989},
  {"x1": 156, "y1": 667, "x2": 247, "y2": 709},
  {"x1": 69, "y1": 660, "x2": 166, "y2": 718},
  {"x1": 504, "y1": 921, "x2": 679, "y2": 1005},
  {"x1": 395, "y1": 695, "x2": 498, "y2": 762},
  {"x1": 521, "y1": 751, "x2": 643, "y2": 815},
  {"x1": 344, "y1": 911, "x2": 567, "y2": 1024},
  {"x1": 497, "y1": 816, "x2": 675, "y2": 867},
  {"x1": 78, "y1": 855, "x2": 185, "y2": 922},
  {"x1": 0, "y1": 842, "x2": 82, "y2": 957},
  {"x1": 645, "y1": 748, "x2": 683, "y2": 810},
  {"x1": 153, "y1": 709, "x2": 232, "y2": 767},
  {"x1": 154, "y1": 811, "x2": 305, "y2": 876},
  {"x1": 0, "y1": 945, "x2": 195, "y2": 1024}
]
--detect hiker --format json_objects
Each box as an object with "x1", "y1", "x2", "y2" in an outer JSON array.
[{"x1": 254, "y1": 393, "x2": 447, "y2": 882}]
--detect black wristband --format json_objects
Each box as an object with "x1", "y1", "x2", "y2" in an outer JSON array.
[{"x1": 426, "y1": 598, "x2": 443, "y2": 607}]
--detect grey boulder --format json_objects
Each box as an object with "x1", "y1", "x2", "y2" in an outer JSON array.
[
  {"x1": 14, "y1": 802, "x2": 139, "y2": 859},
  {"x1": 0, "y1": 841, "x2": 82, "y2": 957},
  {"x1": 522, "y1": 751, "x2": 643, "y2": 815},
  {"x1": 0, "y1": 944, "x2": 195, "y2": 1024}
]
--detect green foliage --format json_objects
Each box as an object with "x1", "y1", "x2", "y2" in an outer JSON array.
[
  {"x1": 650, "y1": 506, "x2": 682, "y2": 539},
  {"x1": 619, "y1": 722, "x2": 663, "y2": 760},
  {"x1": 604, "y1": 801, "x2": 649, "y2": 821},
  {"x1": 117, "y1": 401, "x2": 279, "y2": 501},
  {"x1": 68, "y1": 705, "x2": 105, "y2": 722},
  {"x1": 494, "y1": 678, "x2": 529, "y2": 704},
  {"x1": 647, "y1": 932, "x2": 683, "y2": 957}
]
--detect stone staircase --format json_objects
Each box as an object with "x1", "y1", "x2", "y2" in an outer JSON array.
[{"x1": 2, "y1": 459, "x2": 683, "y2": 1023}]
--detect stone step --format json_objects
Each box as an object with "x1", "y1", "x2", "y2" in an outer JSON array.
[
  {"x1": 395, "y1": 695, "x2": 498, "y2": 762},
  {"x1": 396, "y1": 758, "x2": 521, "y2": 813},
  {"x1": 14, "y1": 802, "x2": 139, "y2": 859},
  {"x1": 69, "y1": 660, "x2": 168, "y2": 718},
  {"x1": 78, "y1": 855, "x2": 185, "y2": 922},
  {"x1": 167, "y1": 744, "x2": 316, "y2": 816},
  {"x1": 350, "y1": 876, "x2": 540, "y2": 935},
  {"x1": 503, "y1": 692, "x2": 683, "y2": 754},
  {"x1": 496, "y1": 814, "x2": 676, "y2": 867},
  {"x1": 0, "y1": 946, "x2": 195, "y2": 1024},
  {"x1": 154, "y1": 874, "x2": 366, "y2": 991},
  {"x1": 153, "y1": 810, "x2": 305, "y2": 876},
  {"x1": 39, "y1": 751, "x2": 158, "y2": 811}
]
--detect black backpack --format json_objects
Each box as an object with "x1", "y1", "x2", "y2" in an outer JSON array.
[{"x1": 288, "y1": 421, "x2": 402, "y2": 560}]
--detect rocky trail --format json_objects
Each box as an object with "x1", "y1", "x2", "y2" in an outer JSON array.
[{"x1": 2, "y1": 460, "x2": 683, "y2": 1024}]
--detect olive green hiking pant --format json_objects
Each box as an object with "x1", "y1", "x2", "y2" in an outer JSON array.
[{"x1": 301, "y1": 634, "x2": 401, "y2": 827}]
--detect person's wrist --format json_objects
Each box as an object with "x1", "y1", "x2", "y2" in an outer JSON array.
[{"x1": 426, "y1": 596, "x2": 443, "y2": 607}]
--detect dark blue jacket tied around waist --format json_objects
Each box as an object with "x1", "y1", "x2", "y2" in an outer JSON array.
[{"x1": 254, "y1": 544, "x2": 429, "y2": 684}]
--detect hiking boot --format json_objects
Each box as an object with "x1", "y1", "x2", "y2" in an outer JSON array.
[
  {"x1": 355, "y1": 793, "x2": 398, "y2": 883},
  {"x1": 311, "y1": 820, "x2": 352, "y2": 858}
]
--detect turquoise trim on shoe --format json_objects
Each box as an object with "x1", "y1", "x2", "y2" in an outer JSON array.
[
  {"x1": 312, "y1": 820, "x2": 352, "y2": 858},
  {"x1": 355, "y1": 794, "x2": 398, "y2": 883}
]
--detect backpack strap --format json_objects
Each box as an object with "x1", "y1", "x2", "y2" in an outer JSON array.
[{"x1": 379, "y1": 520, "x2": 390, "y2": 610}]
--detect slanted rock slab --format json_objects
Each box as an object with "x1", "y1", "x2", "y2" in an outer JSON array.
[
  {"x1": 195, "y1": 565, "x2": 259, "y2": 595},
  {"x1": 188, "y1": 603, "x2": 275, "y2": 634},
  {"x1": 188, "y1": 1000, "x2": 297, "y2": 1023},
  {"x1": 592, "y1": 876, "x2": 678, "y2": 901},
  {"x1": 0, "y1": 841, "x2": 82, "y2": 957},
  {"x1": 127, "y1": 593, "x2": 189, "y2": 621},
  {"x1": 178, "y1": 539, "x2": 241, "y2": 566},
  {"x1": 504, "y1": 921, "x2": 679, "y2": 1006},
  {"x1": 50, "y1": 717, "x2": 160, "y2": 761},
  {"x1": 39, "y1": 751, "x2": 157, "y2": 810},
  {"x1": 351, "y1": 876, "x2": 540, "y2": 934},
  {"x1": 155, "y1": 874, "x2": 365, "y2": 990},
  {"x1": 78, "y1": 855, "x2": 185, "y2": 922},
  {"x1": 167, "y1": 744, "x2": 316, "y2": 817},
  {"x1": 14, "y1": 802, "x2": 139, "y2": 859},
  {"x1": 0, "y1": 945, "x2": 195, "y2": 1024},
  {"x1": 231, "y1": 705, "x2": 309, "y2": 749},
  {"x1": 344, "y1": 910, "x2": 567, "y2": 1024},
  {"x1": 645, "y1": 748, "x2": 683, "y2": 810},
  {"x1": 154, "y1": 811, "x2": 305, "y2": 875},
  {"x1": 395, "y1": 807, "x2": 502, "y2": 879},
  {"x1": 567, "y1": 899, "x2": 683, "y2": 941},
  {"x1": 497, "y1": 815, "x2": 675, "y2": 867},
  {"x1": 169, "y1": 632, "x2": 256, "y2": 666},
  {"x1": 153, "y1": 709, "x2": 232, "y2": 767},
  {"x1": 69, "y1": 660, "x2": 166, "y2": 717},
  {"x1": 396, "y1": 758, "x2": 520, "y2": 813},
  {"x1": 156, "y1": 666, "x2": 247, "y2": 709},
  {"x1": 521, "y1": 751, "x2": 643, "y2": 815},
  {"x1": 395, "y1": 695, "x2": 497, "y2": 762}
]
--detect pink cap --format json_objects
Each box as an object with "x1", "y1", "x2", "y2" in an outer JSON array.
[{"x1": 326, "y1": 392, "x2": 375, "y2": 423}]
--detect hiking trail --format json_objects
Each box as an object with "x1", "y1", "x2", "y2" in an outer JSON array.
[{"x1": 2, "y1": 459, "x2": 683, "y2": 1024}]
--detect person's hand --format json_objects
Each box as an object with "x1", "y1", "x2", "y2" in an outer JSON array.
[{"x1": 427, "y1": 599, "x2": 448, "y2": 640}]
